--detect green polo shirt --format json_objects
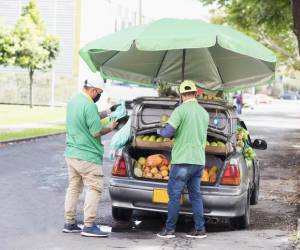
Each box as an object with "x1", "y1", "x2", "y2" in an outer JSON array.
[
  {"x1": 168, "y1": 98, "x2": 209, "y2": 165},
  {"x1": 64, "y1": 93, "x2": 103, "y2": 165}
]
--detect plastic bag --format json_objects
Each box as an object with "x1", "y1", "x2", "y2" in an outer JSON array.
[
  {"x1": 101, "y1": 101, "x2": 127, "y2": 127},
  {"x1": 109, "y1": 117, "x2": 132, "y2": 160},
  {"x1": 110, "y1": 101, "x2": 127, "y2": 122}
]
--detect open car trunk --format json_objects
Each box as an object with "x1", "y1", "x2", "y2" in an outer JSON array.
[
  {"x1": 126, "y1": 146, "x2": 226, "y2": 186},
  {"x1": 127, "y1": 97, "x2": 238, "y2": 185}
]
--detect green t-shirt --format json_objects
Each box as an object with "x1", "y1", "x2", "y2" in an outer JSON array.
[
  {"x1": 64, "y1": 93, "x2": 103, "y2": 165},
  {"x1": 168, "y1": 98, "x2": 209, "y2": 165}
]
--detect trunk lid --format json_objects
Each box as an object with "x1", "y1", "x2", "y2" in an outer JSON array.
[{"x1": 131, "y1": 97, "x2": 238, "y2": 143}]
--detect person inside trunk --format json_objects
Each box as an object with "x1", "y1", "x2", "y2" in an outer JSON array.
[
  {"x1": 63, "y1": 75, "x2": 118, "y2": 237},
  {"x1": 157, "y1": 80, "x2": 209, "y2": 239}
]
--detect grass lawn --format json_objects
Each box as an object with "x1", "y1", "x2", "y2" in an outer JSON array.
[
  {"x1": 0, "y1": 105, "x2": 66, "y2": 142},
  {"x1": 0, "y1": 126, "x2": 65, "y2": 141},
  {"x1": 0, "y1": 105, "x2": 66, "y2": 125}
]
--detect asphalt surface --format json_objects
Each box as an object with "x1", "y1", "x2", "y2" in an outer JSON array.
[{"x1": 0, "y1": 100, "x2": 299, "y2": 250}]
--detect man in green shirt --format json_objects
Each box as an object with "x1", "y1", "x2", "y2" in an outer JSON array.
[
  {"x1": 157, "y1": 80, "x2": 209, "y2": 239},
  {"x1": 63, "y1": 77, "x2": 117, "y2": 237}
]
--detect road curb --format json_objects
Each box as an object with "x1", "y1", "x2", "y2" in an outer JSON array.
[{"x1": 0, "y1": 132, "x2": 66, "y2": 145}]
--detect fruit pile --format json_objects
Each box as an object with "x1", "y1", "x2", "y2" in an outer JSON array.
[
  {"x1": 137, "y1": 134, "x2": 175, "y2": 143},
  {"x1": 236, "y1": 127, "x2": 256, "y2": 160},
  {"x1": 200, "y1": 94, "x2": 223, "y2": 101},
  {"x1": 134, "y1": 154, "x2": 171, "y2": 180},
  {"x1": 201, "y1": 166, "x2": 218, "y2": 183},
  {"x1": 243, "y1": 147, "x2": 256, "y2": 161},
  {"x1": 206, "y1": 140, "x2": 225, "y2": 147}
]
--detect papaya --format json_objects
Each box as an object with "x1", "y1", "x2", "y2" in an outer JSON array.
[
  {"x1": 154, "y1": 173, "x2": 163, "y2": 179},
  {"x1": 160, "y1": 165, "x2": 169, "y2": 171},
  {"x1": 161, "y1": 170, "x2": 169, "y2": 177},
  {"x1": 143, "y1": 167, "x2": 151, "y2": 174},
  {"x1": 209, "y1": 174, "x2": 217, "y2": 183},
  {"x1": 150, "y1": 167, "x2": 159, "y2": 175},
  {"x1": 146, "y1": 154, "x2": 164, "y2": 167},
  {"x1": 144, "y1": 172, "x2": 153, "y2": 179},
  {"x1": 208, "y1": 166, "x2": 218, "y2": 177},
  {"x1": 201, "y1": 169, "x2": 209, "y2": 182},
  {"x1": 137, "y1": 157, "x2": 146, "y2": 166},
  {"x1": 134, "y1": 162, "x2": 142, "y2": 169},
  {"x1": 161, "y1": 158, "x2": 169, "y2": 166},
  {"x1": 134, "y1": 167, "x2": 143, "y2": 178}
]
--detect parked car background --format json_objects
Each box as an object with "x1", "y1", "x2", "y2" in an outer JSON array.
[
  {"x1": 254, "y1": 94, "x2": 273, "y2": 104},
  {"x1": 280, "y1": 91, "x2": 300, "y2": 100},
  {"x1": 242, "y1": 93, "x2": 255, "y2": 109}
]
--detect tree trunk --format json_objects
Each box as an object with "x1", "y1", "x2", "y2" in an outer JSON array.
[
  {"x1": 291, "y1": 0, "x2": 300, "y2": 55},
  {"x1": 29, "y1": 68, "x2": 34, "y2": 108}
]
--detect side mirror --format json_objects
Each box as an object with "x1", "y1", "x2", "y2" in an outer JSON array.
[{"x1": 252, "y1": 139, "x2": 267, "y2": 150}]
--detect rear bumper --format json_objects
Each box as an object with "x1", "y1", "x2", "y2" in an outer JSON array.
[{"x1": 109, "y1": 182, "x2": 247, "y2": 218}]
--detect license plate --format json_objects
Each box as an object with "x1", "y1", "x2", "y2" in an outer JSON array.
[
  {"x1": 152, "y1": 189, "x2": 183, "y2": 204},
  {"x1": 152, "y1": 189, "x2": 169, "y2": 204}
]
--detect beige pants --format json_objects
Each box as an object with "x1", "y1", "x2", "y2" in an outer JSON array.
[{"x1": 64, "y1": 157, "x2": 104, "y2": 227}]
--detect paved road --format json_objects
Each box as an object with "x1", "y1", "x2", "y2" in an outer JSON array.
[{"x1": 0, "y1": 100, "x2": 299, "y2": 250}]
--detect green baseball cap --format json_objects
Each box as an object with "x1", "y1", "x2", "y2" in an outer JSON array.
[{"x1": 179, "y1": 80, "x2": 197, "y2": 94}]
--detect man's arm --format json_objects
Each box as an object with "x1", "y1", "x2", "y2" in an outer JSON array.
[
  {"x1": 93, "y1": 121, "x2": 118, "y2": 137},
  {"x1": 99, "y1": 104, "x2": 122, "y2": 119},
  {"x1": 157, "y1": 124, "x2": 176, "y2": 138},
  {"x1": 99, "y1": 109, "x2": 110, "y2": 119}
]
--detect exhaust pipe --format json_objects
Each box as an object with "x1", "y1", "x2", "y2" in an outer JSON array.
[{"x1": 206, "y1": 217, "x2": 219, "y2": 224}]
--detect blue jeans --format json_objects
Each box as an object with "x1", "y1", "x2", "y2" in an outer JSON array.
[
  {"x1": 166, "y1": 164, "x2": 205, "y2": 231},
  {"x1": 236, "y1": 103, "x2": 242, "y2": 114}
]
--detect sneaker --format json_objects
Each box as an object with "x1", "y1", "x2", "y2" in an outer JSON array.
[
  {"x1": 157, "y1": 228, "x2": 175, "y2": 238},
  {"x1": 62, "y1": 223, "x2": 82, "y2": 233},
  {"x1": 186, "y1": 229, "x2": 207, "y2": 239},
  {"x1": 81, "y1": 225, "x2": 108, "y2": 237}
]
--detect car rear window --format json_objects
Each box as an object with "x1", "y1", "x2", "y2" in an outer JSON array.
[
  {"x1": 140, "y1": 106, "x2": 229, "y2": 131},
  {"x1": 141, "y1": 107, "x2": 173, "y2": 125}
]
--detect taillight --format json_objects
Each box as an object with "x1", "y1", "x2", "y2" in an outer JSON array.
[
  {"x1": 112, "y1": 156, "x2": 128, "y2": 176},
  {"x1": 221, "y1": 162, "x2": 240, "y2": 186}
]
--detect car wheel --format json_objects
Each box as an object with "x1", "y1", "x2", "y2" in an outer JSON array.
[
  {"x1": 250, "y1": 176, "x2": 259, "y2": 205},
  {"x1": 230, "y1": 192, "x2": 250, "y2": 230},
  {"x1": 112, "y1": 207, "x2": 132, "y2": 221}
]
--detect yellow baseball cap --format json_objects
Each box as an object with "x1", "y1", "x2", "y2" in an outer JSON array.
[{"x1": 179, "y1": 80, "x2": 197, "y2": 94}]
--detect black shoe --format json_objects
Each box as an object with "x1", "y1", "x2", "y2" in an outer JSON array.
[
  {"x1": 62, "y1": 223, "x2": 82, "y2": 233},
  {"x1": 157, "y1": 228, "x2": 175, "y2": 238},
  {"x1": 186, "y1": 229, "x2": 207, "y2": 239}
]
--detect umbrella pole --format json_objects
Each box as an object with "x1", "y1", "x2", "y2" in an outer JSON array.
[{"x1": 181, "y1": 49, "x2": 186, "y2": 82}]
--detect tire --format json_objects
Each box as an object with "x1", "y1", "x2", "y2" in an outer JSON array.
[
  {"x1": 230, "y1": 192, "x2": 250, "y2": 230},
  {"x1": 250, "y1": 177, "x2": 259, "y2": 205},
  {"x1": 112, "y1": 207, "x2": 132, "y2": 221}
]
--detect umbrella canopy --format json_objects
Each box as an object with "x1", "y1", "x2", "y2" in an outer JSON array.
[{"x1": 80, "y1": 18, "x2": 276, "y2": 91}]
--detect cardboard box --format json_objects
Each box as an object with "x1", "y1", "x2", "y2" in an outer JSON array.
[
  {"x1": 205, "y1": 143, "x2": 233, "y2": 155},
  {"x1": 133, "y1": 138, "x2": 233, "y2": 155},
  {"x1": 133, "y1": 138, "x2": 173, "y2": 149}
]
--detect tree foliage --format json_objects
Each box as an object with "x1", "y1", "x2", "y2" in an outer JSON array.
[
  {"x1": 12, "y1": 0, "x2": 59, "y2": 107},
  {"x1": 14, "y1": 0, "x2": 59, "y2": 71},
  {"x1": 0, "y1": 21, "x2": 17, "y2": 65},
  {"x1": 198, "y1": 0, "x2": 300, "y2": 71}
]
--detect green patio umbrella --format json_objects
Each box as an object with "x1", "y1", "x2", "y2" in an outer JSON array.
[{"x1": 80, "y1": 18, "x2": 276, "y2": 91}]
